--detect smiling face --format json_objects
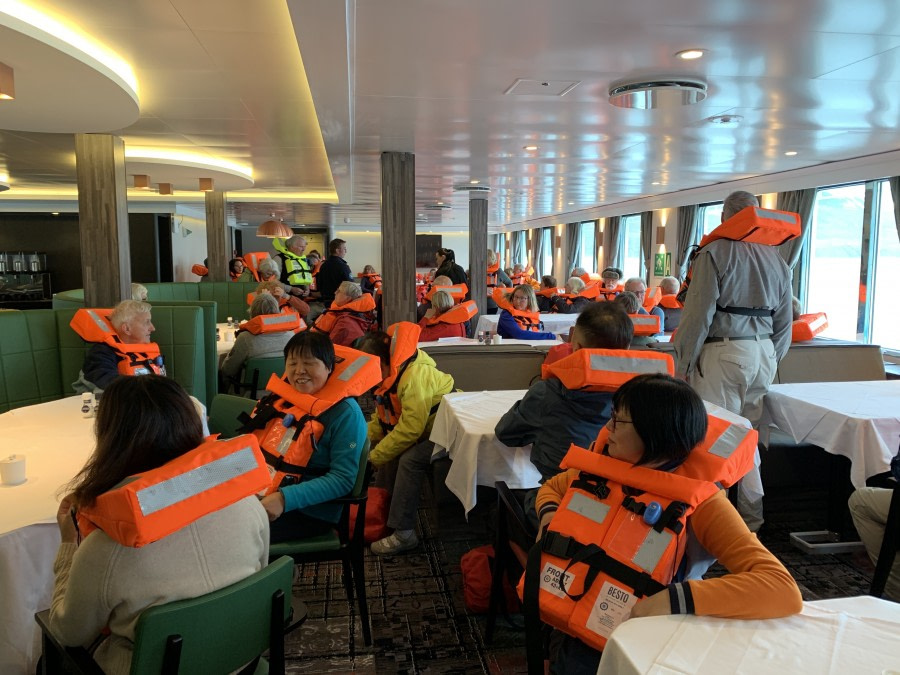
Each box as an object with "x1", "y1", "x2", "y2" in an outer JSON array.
[
  {"x1": 285, "y1": 350, "x2": 331, "y2": 395},
  {"x1": 606, "y1": 406, "x2": 645, "y2": 465},
  {"x1": 511, "y1": 288, "x2": 530, "y2": 311}
]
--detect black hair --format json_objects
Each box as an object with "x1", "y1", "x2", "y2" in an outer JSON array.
[
  {"x1": 284, "y1": 330, "x2": 336, "y2": 372},
  {"x1": 612, "y1": 374, "x2": 707, "y2": 468},
  {"x1": 541, "y1": 275, "x2": 557, "y2": 288},
  {"x1": 356, "y1": 330, "x2": 391, "y2": 367},
  {"x1": 575, "y1": 302, "x2": 633, "y2": 349},
  {"x1": 329, "y1": 238, "x2": 347, "y2": 255},
  {"x1": 437, "y1": 247, "x2": 456, "y2": 263}
]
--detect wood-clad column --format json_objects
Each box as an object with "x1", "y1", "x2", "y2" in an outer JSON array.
[
  {"x1": 468, "y1": 196, "x2": 488, "y2": 319},
  {"x1": 75, "y1": 134, "x2": 131, "y2": 307},
  {"x1": 381, "y1": 151, "x2": 416, "y2": 326},
  {"x1": 205, "y1": 191, "x2": 227, "y2": 282}
]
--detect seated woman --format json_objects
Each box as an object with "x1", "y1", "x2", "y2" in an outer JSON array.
[
  {"x1": 494, "y1": 285, "x2": 557, "y2": 340},
  {"x1": 221, "y1": 293, "x2": 297, "y2": 383},
  {"x1": 358, "y1": 323, "x2": 454, "y2": 554},
  {"x1": 359, "y1": 264, "x2": 383, "y2": 296},
  {"x1": 534, "y1": 373, "x2": 802, "y2": 672},
  {"x1": 254, "y1": 279, "x2": 309, "y2": 318},
  {"x1": 536, "y1": 275, "x2": 560, "y2": 313},
  {"x1": 486, "y1": 249, "x2": 513, "y2": 315},
  {"x1": 49, "y1": 376, "x2": 269, "y2": 674},
  {"x1": 311, "y1": 281, "x2": 376, "y2": 346},
  {"x1": 252, "y1": 331, "x2": 380, "y2": 543},
  {"x1": 551, "y1": 277, "x2": 592, "y2": 314},
  {"x1": 418, "y1": 290, "x2": 474, "y2": 341},
  {"x1": 614, "y1": 291, "x2": 659, "y2": 346},
  {"x1": 229, "y1": 257, "x2": 254, "y2": 282}
]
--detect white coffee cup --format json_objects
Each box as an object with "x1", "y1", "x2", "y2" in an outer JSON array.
[
  {"x1": 492, "y1": 334, "x2": 503, "y2": 345},
  {"x1": 0, "y1": 454, "x2": 26, "y2": 485}
]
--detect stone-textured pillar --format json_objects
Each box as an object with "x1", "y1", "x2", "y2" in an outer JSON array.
[
  {"x1": 468, "y1": 196, "x2": 488, "y2": 319},
  {"x1": 205, "y1": 190, "x2": 227, "y2": 282},
  {"x1": 75, "y1": 134, "x2": 131, "y2": 306},
  {"x1": 381, "y1": 151, "x2": 416, "y2": 326}
]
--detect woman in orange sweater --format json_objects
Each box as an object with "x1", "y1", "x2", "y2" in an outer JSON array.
[{"x1": 535, "y1": 373, "x2": 801, "y2": 672}]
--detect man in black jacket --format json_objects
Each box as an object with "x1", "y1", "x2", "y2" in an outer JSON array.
[{"x1": 316, "y1": 238, "x2": 353, "y2": 306}]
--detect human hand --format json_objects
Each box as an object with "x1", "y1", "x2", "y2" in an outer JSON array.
[
  {"x1": 536, "y1": 512, "x2": 554, "y2": 542},
  {"x1": 260, "y1": 491, "x2": 286, "y2": 521},
  {"x1": 56, "y1": 495, "x2": 79, "y2": 544},
  {"x1": 629, "y1": 590, "x2": 671, "y2": 618}
]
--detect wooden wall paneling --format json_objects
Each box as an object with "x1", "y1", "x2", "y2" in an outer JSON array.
[
  {"x1": 205, "y1": 191, "x2": 227, "y2": 282},
  {"x1": 381, "y1": 151, "x2": 416, "y2": 326}
]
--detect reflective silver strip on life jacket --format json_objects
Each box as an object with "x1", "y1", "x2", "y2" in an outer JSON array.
[
  {"x1": 135, "y1": 445, "x2": 259, "y2": 516},
  {"x1": 630, "y1": 316, "x2": 658, "y2": 328},
  {"x1": 755, "y1": 207, "x2": 795, "y2": 223},
  {"x1": 707, "y1": 423, "x2": 751, "y2": 459},
  {"x1": 588, "y1": 353, "x2": 669, "y2": 375},
  {"x1": 337, "y1": 354, "x2": 370, "y2": 382},
  {"x1": 808, "y1": 314, "x2": 827, "y2": 331},
  {"x1": 261, "y1": 314, "x2": 296, "y2": 327},
  {"x1": 86, "y1": 309, "x2": 111, "y2": 333},
  {"x1": 441, "y1": 285, "x2": 465, "y2": 295}
]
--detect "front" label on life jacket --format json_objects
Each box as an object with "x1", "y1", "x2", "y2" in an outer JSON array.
[{"x1": 540, "y1": 562, "x2": 575, "y2": 599}]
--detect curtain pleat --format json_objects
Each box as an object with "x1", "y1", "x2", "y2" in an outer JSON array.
[
  {"x1": 566, "y1": 223, "x2": 581, "y2": 275},
  {"x1": 675, "y1": 205, "x2": 699, "y2": 279},
  {"x1": 640, "y1": 211, "x2": 653, "y2": 280},
  {"x1": 604, "y1": 216, "x2": 622, "y2": 269},
  {"x1": 776, "y1": 188, "x2": 817, "y2": 269},
  {"x1": 890, "y1": 176, "x2": 900, "y2": 242}
]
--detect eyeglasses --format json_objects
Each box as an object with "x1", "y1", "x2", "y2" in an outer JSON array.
[{"x1": 609, "y1": 411, "x2": 634, "y2": 432}]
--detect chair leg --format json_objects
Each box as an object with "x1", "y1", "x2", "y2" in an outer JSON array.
[
  {"x1": 486, "y1": 528, "x2": 508, "y2": 644},
  {"x1": 349, "y1": 545, "x2": 372, "y2": 646},
  {"x1": 269, "y1": 589, "x2": 286, "y2": 675}
]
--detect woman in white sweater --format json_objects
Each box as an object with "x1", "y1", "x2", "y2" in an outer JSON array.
[{"x1": 49, "y1": 376, "x2": 269, "y2": 674}]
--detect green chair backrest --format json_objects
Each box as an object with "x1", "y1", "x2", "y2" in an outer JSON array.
[
  {"x1": 243, "y1": 355, "x2": 285, "y2": 397},
  {"x1": 130, "y1": 556, "x2": 293, "y2": 675},
  {"x1": 148, "y1": 300, "x2": 217, "y2": 406},
  {"x1": 208, "y1": 394, "x2": 257, "y2": 438},
  {"x1": 350, "y1": 439, "x2": 371, "y2": 498}
]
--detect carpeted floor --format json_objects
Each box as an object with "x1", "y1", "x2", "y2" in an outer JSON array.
[{"x1": 282, "y1": 477, "x2": 877, "y2": 674}]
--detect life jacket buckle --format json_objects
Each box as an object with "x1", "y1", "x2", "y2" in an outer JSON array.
[{"x1": 542, "y1": 530, "x2": 579, "y2": 559}]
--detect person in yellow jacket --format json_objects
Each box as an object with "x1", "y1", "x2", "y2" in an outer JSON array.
[{"x1": 358, "y1": 322, "x2": 454, "y2": 555}]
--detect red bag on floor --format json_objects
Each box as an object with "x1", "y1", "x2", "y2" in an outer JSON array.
[
  {"x1": 349, "y1": 487, "x2": 391, "y2": 544},
  {"x1": 460, "y1": 545, "x2": 521, "y2": 614}
]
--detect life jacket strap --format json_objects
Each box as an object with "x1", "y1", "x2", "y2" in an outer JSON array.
[
  {"x1": 715, "y1": 304, "x2": 775, "y2": 318},
  {"x1": 260, "y1": 447, "x2": 327, "y2": 480},
  {"x1": 571, "y1": 473, "x2": 611, "y2": 500}
]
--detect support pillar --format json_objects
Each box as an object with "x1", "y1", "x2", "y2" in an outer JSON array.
[
  {"x1": 468, "y1": 196, "x2": 488, "y2": 319},
  {"x1": 381, "y1": 151, "x2": 416, "y2": 326},
  {"x1": 75, "y1": 133, "x2": 131, "y2": 307},
  {"x1": 205, "y1": 191, "x2": 227, "y2": 282}
]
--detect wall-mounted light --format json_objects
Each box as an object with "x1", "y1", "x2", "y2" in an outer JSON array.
[
  {"x1": 199, "y1": 177, "x2": 214, "y2": 191},
  {"x1": 0, "y1": 62, "x2": 15, "y2": 100},
  {"x1": 656, "y1": 227, "x2": 666, "y2": 245},
  {"x1": 133, "y1": 174, "x2": 150, "y2": 189},
  {"x1": 158, "y1": 183, "x2": 173, "y2": 195}
]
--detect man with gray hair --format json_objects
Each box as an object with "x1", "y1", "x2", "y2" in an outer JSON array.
[
  {"x1": 674, "y1": 189, "x2": 793, "y2": 531},
  {"x1": 272, "y1": 234, "x2": 313, "y2": 296}
]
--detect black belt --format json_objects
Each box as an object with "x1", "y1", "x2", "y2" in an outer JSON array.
[{"x1": 705, "y1": 333, "x2": 773, "y2": 343}]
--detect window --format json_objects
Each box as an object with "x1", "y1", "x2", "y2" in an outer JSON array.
[
  {"x1": 805, "y1": 184, "x2": 866, "y2": 341},
  {"x1": 541, "y1": 228, "x2": 553, "y2": 277},
  {"x1": 494, "y1": 234, "x2": 506, "y2": 268},
  {"x1": 513, "y1": 230, "x2": 527, "y2": 266},
  {"x1": 700, "y1": 202, "x2": 723, "y2": 236},
  {"x1": 869, "y1": 181, "x2": 900, "y2": 350},
  {"x1": 578, "y1": 221, "x2": 596, "y2": 272},
  {"x1": 621, "y1": 214, "x2": 642, "y2": 279}
]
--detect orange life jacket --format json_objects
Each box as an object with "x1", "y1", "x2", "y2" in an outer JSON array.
[
  {"x1": 521, "y1": 415, "x2": 757, "y2": 652},
  {"x1": 629, "y1": 313, "x2": 661, "y2": 336},
  {"x1": 791, "y1": 312, "x2": 828, "y2": 342},
  {"x1": 542, "y1": 348, "x2": 674, "y2": 391},
  {"x1": 556, "y1": 284, "x2": 601, "y2": 305},
  {"x1": 658, "y1": 295, "x2": 683, "y2": 309},
  {"x1": 425, "y1": 283, "x2": 469, "y2": 303},
  {"x1": 374, "y1": 322, "x2": 422, "y2": 431},
  {"x1": 312, "y1": 294, "x2": 376, "y2": 334},
  {"x1": 493, "y1": 287, "x2": 544, "y2": 332},
  {"x1": 537, "y1": 287, "x2": 566, "y2": 299},
  {"x1": 77, "y1": 435, "x2": 271, "y2": 547},
  {"x1": 70, "y1": 308, "x2": 165, "y2": 377},
  {"x1": 191, "y1": 264, "x2": 208, "y2": 277},
  {"x1": 642, "y1": 286, "x2": 662, "y2": 311},
  {"x1": 424, "y1": 300, "x2": 478, "y2": 326},
  {"x1": 359, "y1": 272, "x2": 383, "y2": 290},
  {"x1": 597, "y1": 285, "x2": 624, "y2": 301},
  {"x1": 580, "y1": 273, "x2": 602, "y2": 285},
  {"x1": 487, "y1": 259, "x2": 501, "y2": 287},
  {"x1": 511, "y1": 272, "x2": 528, "y2": 286},
  {"x1": 242, "y1": 252, "x2": 270, "y2": 282},
  {"x1": 239, "y1": 346, "x2": 382, "y2": 495},
  {"x1": 677, "y1": 206, "x2": 801, "y2": 310},
  {"x1": 243, "y1": 312, "x2": 305, "y2": 335}
]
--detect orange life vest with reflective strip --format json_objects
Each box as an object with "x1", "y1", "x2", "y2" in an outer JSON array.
[
  {"x1": 580, "y1": 273, "x2": 602, "y2": 285},
  {"x1": 487, "y1": 260, "x2": 501, "y2": 287},
  {"x1": 242, "y1": 252, "x2": 270, "y2": 282},
  {"x1": 792, "y1": 312, "x2": 828, "y2": 342},
  {"x1": 425, "y1": 300, "x2": 478, "y2": 326},
  {"x1": 359, "y1": 272, "x2": 383, "y2": 290},
  {"x1": 425, "y1": 283, "x2": 468, "y2": 303},
  {"x1": 658, "y1": 295, "x2": 683, "y2": 309},
  {"x1": 597, "y1": 285, "x2": 623, "y2": 301},
  {"x1": 629, "y1": 313, "x2": 660, "y2": 336},
  {"x1": 642, "y1": 287, "x2": 662, "y2": 311},
  {"x1": 70, "y1": 308, "x2": 164, "y2": 377},
  {"x1": 243, "y1": 312, "x2": 305, "y2": 335},
  {"x1": 312, "y1": 294, "x2": 376, "y2": 334},
  {"x1": 556, "y1": 284, "x2": 601, "y2": 305},
  {"x1": 542, "y1": 349, "x2": 674, "y2": 391},
  {"x1": 240, "y1": 346, "x2": 382, "y2": 495},
  {"x1": 493, "y1": 287, "x2": 544, "y2": 332},
  {"x1": 537, "y1": 287, "x2": 566, "y2": 299},
  {"x1": 374, "y1": 322, "x2": 422, "y2": 430},
  {"x1": 76, "y1": 435, "x2": 271, "y2": 547},
  {"x1": 511, "y1": 273, "x2": 528, "y2": 286},
  {"x1": 521, "y1": 416, "x2": 757, "y2": 652}
]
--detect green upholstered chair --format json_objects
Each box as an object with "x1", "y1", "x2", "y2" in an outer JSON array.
[
  {"x1": 230, "y1": 355, "x2": 285, "y2": 400},
  {"x1": 36, "y1": 556, "x2": 297, "y2": 675},
  {"x1": 208, "y1": 394, "x2": 257, "y2": 438},
  {"x1": 269, "y1": 441, "x2": 373, "y2": 646}
]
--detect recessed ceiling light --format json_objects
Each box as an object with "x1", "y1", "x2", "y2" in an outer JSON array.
[
  {"x1": 51, "y1": 212, "x2": 59, "y2": 216},
  {"x1": 651, "y1": 181, "x2": 661, "y2": 186},
  {"x1": 523, "y1": 145, "x2": 538, "y2": 151},
  {"x1": 784, "y1": 150, "x2": 798, "y2": 156},
  {"x1": 470, "y1": 179, "x2": 479, "y2": 184},
  {"x1": 568, "y1": 202, "x2": 574, "y2": 205},
  {"x1": 676, "y1": 49, "x2": 706, "y2": 60}
]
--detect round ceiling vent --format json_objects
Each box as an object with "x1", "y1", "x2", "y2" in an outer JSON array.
[
  {"x1": 608, "y1": 77, "x2": 708, "y2": 109},
  {"x1": 453, "y1": 184, "x2": 491, "y2": 193}
]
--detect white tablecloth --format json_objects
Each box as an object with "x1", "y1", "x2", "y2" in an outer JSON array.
[
  {"x1": 0, "y1": 397, "x2": 96, "y2": 675},
  {"x1": 419, "y1": 337, "x2": 562, "y2": 348},
  {"x1": 430, "y1": 390, "x2": 542, "y2": 514},
  {"x1": 598, "y1": 596, "x2": 900, "y2": 674},
  {"x1": 216, "y1": 322, "x2": 239, "y2": 356},
  {"x1": 760, "y1": 381, "x2": 900, "y2": 487},
  {"x1": 475, "y1": 313, "x2": 578, "y2": 337}
]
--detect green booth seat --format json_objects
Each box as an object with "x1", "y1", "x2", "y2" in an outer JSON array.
[{"x1": 0, "y1": 306, "x2": 207, "y2": 413}]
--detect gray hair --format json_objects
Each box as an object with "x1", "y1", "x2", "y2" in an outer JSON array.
[
  {"x1": 110, "y1": 300, "x2": 151, "y2": 330},
  {"x1": 131, "y1": 283, "x2": 148, "y2": 302},
  {"x1": 250, "y1": 293, "x2": 279, "y2": 318},
  {"x1": 571, "y1": 267, "x2": 587, "y2": 278},
  {"x1": 614, "y1": 291, "x2": 641, "y2": 314},
  {"x1": 433, "y1": 275, "x2": 452, "y2": 286},
  {"x1": 566, "y1": 277, "x2": 586, "y2": 294},
  {"x1": 431, "y1": 290, "x2": 454, "y2": 314},
  {"x1": 723, "y1": 190, "x2": 759, "y2": 220},
  {"x1": 660, "y1": 276, "x2": 680, "y2": 295},
  {"x1": 258, "y1": 258, "x2": 280, "y2": 279},
  {"x1": 338, "y1": 281, "x2": 362, "y2": 300},
  {"x1": 624, "y1": 277, "x2": 646, "y2": 293},
  {"x1": 285, "y1": 234, "x2": 307, "y2": 249}
]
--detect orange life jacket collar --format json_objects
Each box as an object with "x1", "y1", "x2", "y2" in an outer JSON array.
[
  {"x1": 537, "y1": 287, "x2": 566, "y2": 298},
  {"x1": 658, "y1": 295, "x2": 683, "y2": 309},
  {"x1": 70, "y1": 308, "x2": 164, "y2": 377},
  {"x1": 542, "y1": 348, "x2": 674, "y2": 391},
  {"x1": 791, "y1": 312, "x2": 828, "y2": 342},
  {"x1": 425, "y1": 283, "x2": 468, "y2": 303},
  {"x1": 425, "y1": 300, "x2": 478, "y2": 326},
  {"x1": 375, "y1": 322, "x2": 423, "y2": 428},
  {"x1": 629, "y1": 313, "x2": 660, "y2": 336},
  {"x1": 243, "y1": 312, "x2": 303, "y2": 335},
  {"x1": 493, "y1": 287, "x2": 543, "y2": 331}
]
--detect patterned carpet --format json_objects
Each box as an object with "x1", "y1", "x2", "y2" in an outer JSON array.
[{"x1": 282, "y1": 477, "x2": 876, "y2": 674}]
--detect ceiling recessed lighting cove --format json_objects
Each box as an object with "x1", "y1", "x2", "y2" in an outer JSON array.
[
  {"x1": 676, "y1": 49, "x2": 706, "y2": 60},
  {"x1": 784, "y1": 150, "x2": 798, "y2": 156},
  {"x1": 523, "y1": 145, "x2": 539, "y2": 151},
  {"x1": 608, "y1": 77, "x2": 707, "y2": 109}
]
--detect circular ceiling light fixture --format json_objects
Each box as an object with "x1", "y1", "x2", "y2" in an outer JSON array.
[
  {"x1": 608, "y1": 76, "x2": 708, "y2": 109},
  {"x1": 784, "y1": 150, "x2": 798, "y2": 156},
  {"x1": 676, "y1": 49, "x2": 706, "y2": 60},
  {"x1": 707, "y1": 114, "x2": 743, "y2": 126}
]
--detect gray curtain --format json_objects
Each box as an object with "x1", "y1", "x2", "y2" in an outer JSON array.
[
  {"x1": 890, "y1": 176, "x2": 900, "y2": 241},
  {"x1": 566, "y1": 222, "x2": 581, "y2": 276},
  {"x1": 594, "y1": 220, "x2": 602, "y2": 271},
  {"x1": 532, "y1": 228, "x2": 545, "y2": 278},
  {"x1": 675, "y1": 205, "x2": 699, "y2": 279},
  {"x1": 604, "y1": 216, "x2": 622, "y2": 270},
  {"x1": 776, "y1": 188, "x2": 816, "y2": 269},
  {"x1": 511, "y1": 230, "x2": 525, "y2": 266},
  {"x1": 639, "y1": 211, "x2": 653, "y2": 280}
]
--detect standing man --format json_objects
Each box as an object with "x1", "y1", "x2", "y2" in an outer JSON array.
[
  {"x1": 272, "y1": 234, "x2": 313, "y2": 297},
  {"x1": 317, "y1": 238, "x2": 353, "y2": 307},
  {"x1": 674, "y1": 190, "x2": 793, "y2": 531}
]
